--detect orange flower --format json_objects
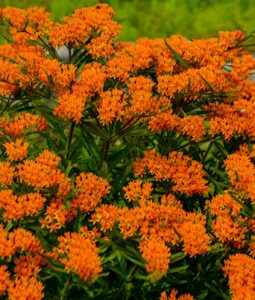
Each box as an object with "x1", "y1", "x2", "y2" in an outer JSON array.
[
  {"x1": 8, "y1": 228, "x2": 43, "y2": 255},
  {"x1": 139, "y1": 237, "x2": 170, "y2": 281},
  {"x1": 54, "y1": 63, "x2": 106, "y2": 123},
  {"x1": 107, "y1": 52, "x2": 134, "y2": 81},
  {"x1": 0, "y1": 190, "x2": 46, "y2": 220},
  {"x1": 207, "y1": 193, "x2": 242, "y2": 217},
  {"x1": 157, "y1": 66, "x2": 227, "y2": 100},
  {"x1": 8, "y1": 276, "x2": 44, "y2": 300},
  {"x1": 57, "y1": 232, "x2": 102, "y2": 282},
  {"x1": 160, "y1": 289, "x2": 194, "y2": 300},
  {"x1": 225, "y1": 152, "x2": 255, "y2": 204},
  {"x1": 35, "y1": 150, "x2": 61, "y2": 168},
  {"x1": 2, "y1": 113, "x2": 48, "y2": 137},
  {"x1": 3, "y1": 7, "x2": 27, "y2": 31},
  {"x1": 0, "y1": 225, "x2": 14, "y2": 259},
  {"x1": 0, "y1": 58, "x2": 26, "y2": 95},
  {"x1": 4, "y1": 138, "x2": 29, "y2": 161},
  {"x1": 223, "y1": 254, "x2": 255, "y2": 300},
  {"x1": 0, "y1": 265, "x2": 10, "y2": 297},
  {"x1": 72, "y1": 172, "x2": 111, "y2": 213},
  {"x1": 53, "y1": 90, "x2": 87, "y2": 123},
  {"x1": 249, "y1": 236, "x2": 255, "y2": 257},
  {"x1": 124, "y1": 76, "x2": 169, "y2": 117},
  {"x1": 148, "y1": 111, "x2": 180, "y2": 132},
  {"x1": 98, "y1": 90, "x2": 127, "y2": 124},
  {"x1": 0, "y1": 162, "x2": 15, "y2": 187},
  {"x1": 128, "y1": 76, "x2": 155, "y2": 94},
  {"x1": 3, "y1": 7, "x2": 52, "y2": 45},
  {"x1": 14, "y1": 255, "x2": 42, "y2": 278},
  {"x1": 178, "y1": 115, "x2": 206, "y2": 141},
  {"x1": 123, "y1": 180, "x2": 153, "y2": 204},
  {"x1": 17, "y1": 150, "x2": 70, "y2": 196},
  {"x1": 93, "y1": 195, "x2": 185, "y2": 244},
  {"x1": 179, "y1": 213, "x2": 211, "y2": 257},
  {"x1": 92, "y1": 204, "x2": 119, "y2": 232},
  {"x1": 79, "y1": 62, "x2": 107, "y2": 95},
  {"x1": 133, "y1": 150, "x2": 208, "y2": 196},
  {"x1": 49, "y1": 4, "x2": 121, "y2": 50},
  {"x1": 41, "y1": 198, "x2": 69, "y2": 232},
  {"x1": 212, "y1": 215, "x2": 247, "y2": 248},
  {"x1": 36, "y1": 59, "x2": 76, "y2": 90},
  {"x1": 208, "y1": 99, "x2": 255, "y2": 139}
]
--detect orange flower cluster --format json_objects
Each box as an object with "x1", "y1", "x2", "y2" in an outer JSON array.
[
  {"x1": 4, "y1": 138, "x2": 29, "y2": 161},
  {"x1": 0, "y1": 190, "x2": 46, "y2": 220},
  {"x1": 33, "y1": 59, "x2": 76, "y2": 91},
  {"x1": 93, "y1": 194, "x2": 211, "y2": 258},
  {"x1": 160, "y1": 289, "x2": 194, "y2": 300},
  {"x1": 0, "y1": 46, "x2": 75, "y2": 95},
  {"x1": 91, "y1": 204, "x2": 119, "y2": 232},
  {"x1": 2, "y1": 4, "x2": 255, "y2": 299},
  {"x1": 0, "y1": 225, "x2": 45, "y2": 299},
  {"x1": 56, "y1": 231, "x2": 102, "y2": 282},
  {"x1": 225, "y1": 152, "x2": 255, "y2": 204},
  {"x1": 8, "y1": 276, "x2": 44, "y2": 300},
  {"x1": 49, "y1": 4, "x2": 121, "y2": 57},
  {"x1": 1, "y1": 113, "x2": 48, "y2": 137},
  {"x1": 54, "y1": 62, "x2": 106, "y2": 123},
  {"x1": 157, "y1": 65, "x2": 227, "y2": 100},
  {"x1": 139, "y1": 237, "x2": 170, "y2": 281},
  {"x1": 223, "y1": 254, "x2": 255, "y2": 300},
  {"x1": 2, "y1": 7, "x2": 52, "y2": 45},
  {"x1": 0, "y1": 162, "x2": 15, "y2": 187},
  {"x1": 40, "y1": 198, "x2": 69, "y2": 232},
  {"x1": 148, "y1": 112, "x2": 206, "y2": 141},
  {"x1": 0, "y1": 265, "x2": 10, "y2": 297},
  {"x1": 14, "y1": 255, "x2": 42, "y2": 278},
  {"x1": 71, "y1": 172, "x2": 111, "y2": 214},
  {"x1": 207, "y1": 193, "x2": 247, "y2": 248},
  {"x1": 125, "y1": 76, "x2": 170, "y2": 118},
  {"x1": 123, "y1": 180, "x2": 153, "y2": 204},
  {"x1": 0, "y1": 57, "x2": 26, "y2": 95},
  {"x1": 93, "y1": 194, "x2": 183, "y2": 240},
  {"x1": 98, "y1": 90, "x2": 127, "y2": 124},
  {"x1": 0, "y1": 264, "x2": 44, "y2": 300},
  {"x1": 133, "y1": 150, "x2": 208, "y2": 195},
  {"x1": 179, "y1": 214, "x2": 211, "y2": 257},
  {"x1": 17, "y1": 150, "x2": 71, "y2": 196},
  {"x1": 207, "y1": 99, "x2": 255, "y2": 139},
  {"x1": 0, "y1": 225, "x2": 43, "y2": 259}
]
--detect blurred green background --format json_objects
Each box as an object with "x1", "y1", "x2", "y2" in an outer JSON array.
[{"x1": 0, "y1": 0, "x2": 255, "y2": 41}]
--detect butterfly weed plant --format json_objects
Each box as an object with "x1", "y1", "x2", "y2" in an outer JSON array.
[{"x1": 0, "y1": 4, "x2": 255, "y2": 300}]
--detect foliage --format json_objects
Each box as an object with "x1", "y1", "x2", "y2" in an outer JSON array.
[
  {"x1": 0, "y1": 4, "x2": 255, "y2": 300},
  {"x1": 0, "y1": 0, "x2": 255, "y2": 41}
]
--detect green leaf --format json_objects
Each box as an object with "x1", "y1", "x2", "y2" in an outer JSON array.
[
  {"x1": 119, "y1": 251, "x2": 146, "y2": 268},
  {"x1": 115, "y1": 249, "x2": 127, "y2": 274},
  {"x1": 101, "y1": 251, "x2": 117, "y2": 264},
  {"x1": 198, "y1": 74, "x2": 215, "y2": 92},
  {"x1": 164, "y1": 39, "x2": 189, "y2": 69},
  {"x1": 168, "y1": 265, "x2": 189, "y2": 273},
  {"x1": 170, "y1": 252, "x2": 187, "y2": 264},
  {"x1": 228, "y1": 191, "x2": 245, "y2": 207}
]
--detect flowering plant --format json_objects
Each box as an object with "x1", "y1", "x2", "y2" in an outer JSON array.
[{"x1": 0, "y1": 4, "x2": 255, "y2": 299}]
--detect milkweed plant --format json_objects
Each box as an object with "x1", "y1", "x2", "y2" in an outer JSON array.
[{"x1": 0, "y1": 4, "x2": 255, "y2": 300}]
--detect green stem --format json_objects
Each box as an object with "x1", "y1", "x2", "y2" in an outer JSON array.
[
  {"x1": 111, "y1": 118, "x2": 139, "y2": 139},
  {"x1": 65, "y1": 121, "x2": 75, "y2": 160},
  {"x1": 103, "y1": 139, "x2": 111, "y2": 163},
  {"x1": 102, "y1": 125, "x2": 113, "y2": 176},
  {"x1": 60, "y1": 276, "x2": 72, "y2": 300},
  {"x1": 202, "y1": 140, "x2": 214, "y2": 163}
]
